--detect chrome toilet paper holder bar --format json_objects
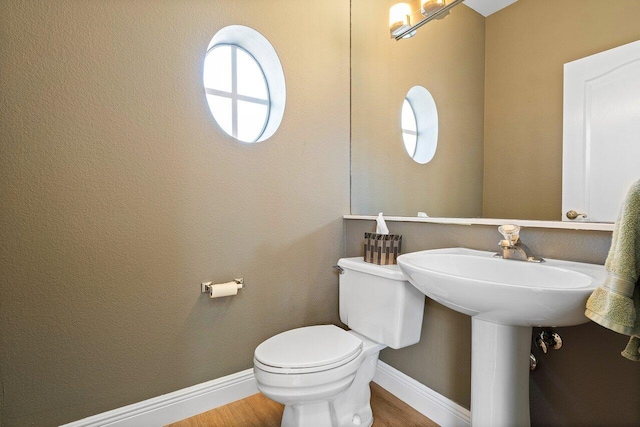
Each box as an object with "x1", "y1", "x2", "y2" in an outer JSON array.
[{"x1": 201, "y1": 278, "x2": 244, "y2": 296}]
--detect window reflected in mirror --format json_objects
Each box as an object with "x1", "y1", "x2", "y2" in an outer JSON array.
[{"x1": 403, "y1": 86, "x2": 438, "y2": 164}]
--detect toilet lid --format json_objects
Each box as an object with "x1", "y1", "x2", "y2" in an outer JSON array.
[{"x1": 254, "y1": 325, "x2": 363, "y2": 371}]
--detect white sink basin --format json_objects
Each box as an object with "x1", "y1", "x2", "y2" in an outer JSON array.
[
  {"x1": 397, "y1": 247, "x2": 606, "y2": 427},
  {"x1": 397, "y1": 247, "x2": 606, "y2": 326}
]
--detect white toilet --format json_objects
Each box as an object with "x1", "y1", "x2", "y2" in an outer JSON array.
[{"x1": 253, "y1": 257, "x2": 425, "y2": 427}]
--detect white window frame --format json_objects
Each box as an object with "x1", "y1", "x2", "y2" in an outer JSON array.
[
  {"x1": 401, "y1": 98, "x2": 418, "y2": 158},
  {"x1": 403, "y1": 86, "x2": 438, "y2": 164},
  {"x1": 203, "y1": 25, "x2": 286, "y2": 144},
  {"x1": 204, "y1": 44, "x2": 270, "y2": 142}
]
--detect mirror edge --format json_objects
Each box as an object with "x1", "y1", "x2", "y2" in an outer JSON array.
[{"x1": 343, "y1": 215, "x2": 614, "y2": 232}]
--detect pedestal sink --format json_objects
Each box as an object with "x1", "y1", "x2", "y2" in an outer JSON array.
[{"x1": 397, "y1": 248, "x2": 606, "y2": 427}]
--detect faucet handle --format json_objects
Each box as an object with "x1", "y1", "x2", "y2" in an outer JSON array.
[
  {"x1": 498, "y1": 224, "x2": 520, "y2": 245},
  {"x1": 499, "y1": 239, "x2": 512, "y2": 248}
]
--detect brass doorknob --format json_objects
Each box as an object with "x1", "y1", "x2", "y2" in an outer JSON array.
[{"x1": 566, "y1": 210, "x2": 587, "y2": 220}]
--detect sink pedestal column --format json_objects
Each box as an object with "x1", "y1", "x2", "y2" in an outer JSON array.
[{"x1": 471, "y1": 318, "x2": 532, "y2": 427}]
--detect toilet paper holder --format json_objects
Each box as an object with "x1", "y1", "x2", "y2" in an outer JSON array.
[{"x1": 201, "y1": 278, "x2": 244, "y2": 298}]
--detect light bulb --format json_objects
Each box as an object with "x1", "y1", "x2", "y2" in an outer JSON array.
[
  {"x1": 389, "y1": 3, "x2": 414, "y2": 38},
  {"x1": 389, "y1": 3, "x2": 411, "y2": 28},
  {"x1": 422, "y1": 0, "x2": 446, "y2": 16}
]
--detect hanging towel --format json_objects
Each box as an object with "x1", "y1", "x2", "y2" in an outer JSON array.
[{"x1": 585, "y1": 179, "x2": 640, "y2": 361}]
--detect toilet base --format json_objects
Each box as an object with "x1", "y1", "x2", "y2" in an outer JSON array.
[
  {"x1": 277, "y1": 346, "x2": 382, "y2": 427},
  {"x1": 331, "y1": 350, "x2": 379, "y2": 427},
  {"x1": 281, "y1": 401, "x2": 334, "y2": 427}
]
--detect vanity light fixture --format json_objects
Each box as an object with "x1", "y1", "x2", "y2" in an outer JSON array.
[
  {"x1": 389, "y1": 3, "x2": 416, "y2": 38},
  {"x1": 391, "y1": 0, "x2": 466, "y2": 40},
  {"x1": 422, "y1": 0, "x2": 447, "y2": 16}
]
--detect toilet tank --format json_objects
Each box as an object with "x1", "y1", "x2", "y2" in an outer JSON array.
[{"x1": 337, "y1": 257, "x2": 425, "y2": 349}]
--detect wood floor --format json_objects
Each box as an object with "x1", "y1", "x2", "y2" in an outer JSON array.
[{"x1": 167, "y1": 383, "x2": 438, "y2": 426}]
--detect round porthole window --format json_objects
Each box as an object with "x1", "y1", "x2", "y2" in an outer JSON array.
[
  {"x1": 402, "y1": 86, "x2": 438, "y2": 164},
  {"x1": 401, "y1": 99, "x2": 418, "y2": 158},
  {"x1": 203, "y1": 26, "x2": 286, "y2": 143}
]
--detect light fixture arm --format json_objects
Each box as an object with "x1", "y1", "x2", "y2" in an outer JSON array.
[{"x1": 394, "y1": 0, "x2": 466, "y2": 40}]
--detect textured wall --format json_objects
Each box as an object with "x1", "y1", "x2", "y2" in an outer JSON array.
[
  {"x1": 483, "y1": 0, "x2": 640, "y2": 220},
  {"x1": 346, "y1": 219, "x2": 640, "y2": 426},
  {"x1": 351, "y1": 0, "x2": 485, "y2": 217},
  {"x1": 0, "y1": 1, "x2": 349, "y2": 425}
]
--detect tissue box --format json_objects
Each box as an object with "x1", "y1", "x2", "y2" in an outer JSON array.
[{"x1": 364, "y1": 233, "x2": 402, "y2": 265}]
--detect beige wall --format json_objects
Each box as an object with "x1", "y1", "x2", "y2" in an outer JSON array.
[
  {"x1": 483, "y1": 0, "x2": 640, "y2": 219},
  {"x1": 0, "y1": 1, "x2": 349, "y2": 425},
  {"x1": 345, "y1": 219, "x2": 640, "y2": 426},
  {"x1": 3, "y1": 1, "x2": 639, "y2": 426},
  {"x1": 351, "y1": 0, "x2": 485, "y2": 217}
]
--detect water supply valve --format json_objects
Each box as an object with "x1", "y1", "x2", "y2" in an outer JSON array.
[
  {"x1": 535, "y1": 330, "x2": 563, "y2": 354},
  {"x1": 530, "y1": 353, "x2": 537, "y2": 371}
]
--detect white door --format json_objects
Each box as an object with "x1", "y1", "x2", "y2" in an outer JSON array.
[{"x1": 562, "y1": 40, "x2": 640, "y2": 222}]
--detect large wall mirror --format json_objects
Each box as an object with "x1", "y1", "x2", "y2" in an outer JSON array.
[{"x1": 351, "y1": 0, "x2": 640, "y2": 222}]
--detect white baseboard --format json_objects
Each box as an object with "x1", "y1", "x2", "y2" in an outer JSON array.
[
  {"x1": 61, "y1": 369, "x2": 257, "y2": 427},
  {"x1": 373, "y1": 360, "x2": 471, "y2": 427},
  {"x1": 62, "y1": 361, "x2": 470, "y2": 427}
]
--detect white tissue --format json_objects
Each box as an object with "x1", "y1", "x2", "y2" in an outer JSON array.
[
  {"x1": 376, "y1": 212, "x2": 389, "y2": 234},
  {"x1": 417, "y1": 212, "x2": 429, "y2": 218},
  {"x1": 209, "y1": 281, "x2": 240, "y2": 298}
]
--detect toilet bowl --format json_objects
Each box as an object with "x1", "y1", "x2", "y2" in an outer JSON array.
[
  {"x1": 254, "y1": 325, "x2": 385, "y2": 426},
  {"x1": 253, "y1": 257, "x2": 425, "y2": 427}
]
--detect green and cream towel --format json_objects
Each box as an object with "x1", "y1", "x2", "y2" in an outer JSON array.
[{"x1": 585, "y1": 179, "x2": 640, "y2": 361}]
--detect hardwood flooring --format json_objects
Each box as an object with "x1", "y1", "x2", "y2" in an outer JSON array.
[{"x1": 167, "y1": 382, "x2": 438, "y2": 426}]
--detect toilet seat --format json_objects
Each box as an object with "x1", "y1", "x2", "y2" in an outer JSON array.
[{"x1": 254, "y1": 325, "x2": 363, "y2": 374}]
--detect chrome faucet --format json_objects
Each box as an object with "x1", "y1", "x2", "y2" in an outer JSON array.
[{"x1": 495, "y1": 225, "x2": 544, "y2": 263}]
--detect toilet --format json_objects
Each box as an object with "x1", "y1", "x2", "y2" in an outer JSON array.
[{"x1": 253, "y1": 257, "x2": 425, "y2": 427}]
